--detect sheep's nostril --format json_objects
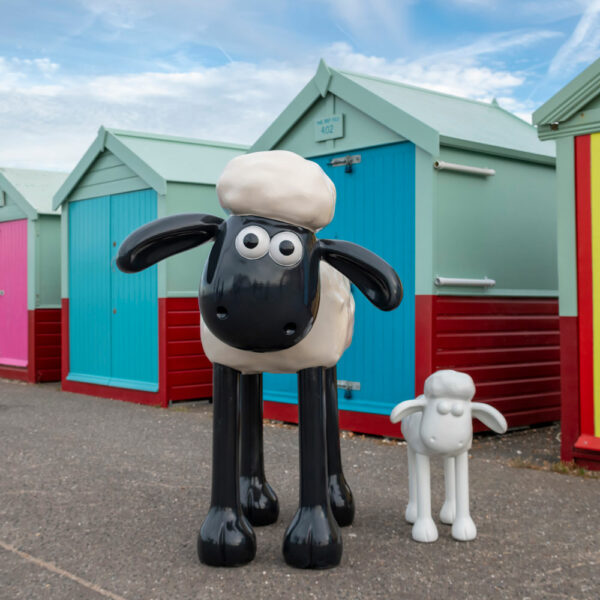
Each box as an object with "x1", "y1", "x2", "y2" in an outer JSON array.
[
  {"x1": 283, "y1": 322, "x2": 297, "y2": 336},
  {"x1": 216, "y1": 306, "x2": 229, "y2": 320}
]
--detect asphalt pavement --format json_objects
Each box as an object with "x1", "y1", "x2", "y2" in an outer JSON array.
[{"x1": 1, "y1": 379, "x2": 599, "y2": 600}]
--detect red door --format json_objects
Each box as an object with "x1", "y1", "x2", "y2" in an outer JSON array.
[{"x1": 0, "y1": 219, "x2": 28, "y2": 366}]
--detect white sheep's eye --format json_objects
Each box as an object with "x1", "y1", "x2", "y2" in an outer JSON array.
[
  {"x1": 451, "y1": 403, "x2": 465, "y2": 417},
  {"x1": 269, "y1": 231, "x2": 303, "y2": 267},
  {"x1": 437, "y1": 400, "x2": 451, "y2": 415},
  {"x1": 235, "y1": 226, "x2": 270, "y2": 260}
]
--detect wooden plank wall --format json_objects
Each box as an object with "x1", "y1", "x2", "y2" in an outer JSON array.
[
  {"x1": 165, "y1": 297, "x2": 212, "y2": 402},
  {"x1": 32, "y1": 309, "x2": 61, "y2": 382},
  {"x1": 433, "y1": 297, "x2": 561, "y2": 427}
]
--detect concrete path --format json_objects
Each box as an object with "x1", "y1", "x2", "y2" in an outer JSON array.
[{"x1": 1, "y1": 379, "x2": 598, "y2": 599}]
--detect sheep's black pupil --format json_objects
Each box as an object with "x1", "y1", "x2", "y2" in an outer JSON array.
[
  {"x1": 279, "y1": 240, "x2": 295, "y2": 256},
  {"x1": 243, "y1": 233, "x2": 259, "y2": 249}
]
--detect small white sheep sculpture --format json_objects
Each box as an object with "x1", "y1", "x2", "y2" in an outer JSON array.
[{"x1": 390, "y1": 369, "x2": 507, "y2": 543}]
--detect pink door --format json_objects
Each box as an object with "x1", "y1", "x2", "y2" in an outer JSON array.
[{"x1": 0, "y1": 220, "x2": 28, "y2": 366}]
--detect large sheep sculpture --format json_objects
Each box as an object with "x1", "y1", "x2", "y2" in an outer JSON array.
[
  {"x1": 390, "y1": 370, "x2": 507, "y2": 543},
  {"x1": 117, "y1": 150, "x2": 403, "y2": 569}
]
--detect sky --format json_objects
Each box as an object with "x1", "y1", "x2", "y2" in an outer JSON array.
[{"x1": 1, "y1": 0, "x2": 599, "y2": 171}]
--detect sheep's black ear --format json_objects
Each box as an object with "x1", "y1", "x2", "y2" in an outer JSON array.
[
  {"x1": 317, "y1": 239, "x2": 403, "y2": 311},
  {"x1": 117, "y1": 213, "x2": 223, "y2": 273}
]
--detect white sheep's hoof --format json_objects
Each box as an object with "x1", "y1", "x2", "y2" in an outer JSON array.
[
  {"x1": 405, "y1": 503, "x2": 417, "y2": 524},
  {"x1": 452, "y1": 517, "x2": 477, "y2": 541},
  {"x1": 412, "y1": 518, "x2": 438, "y2": 543},
  {"x1": 439, "y1": 501, "x2": 456, "y2": 524}
]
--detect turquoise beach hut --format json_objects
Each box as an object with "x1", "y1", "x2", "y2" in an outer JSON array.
[
  {"x1": 53, "y1": 127, "x2": 247, "y2": 406},
  {"x1": 251, "y1": 60, "x2": 559, "y2": 436}
]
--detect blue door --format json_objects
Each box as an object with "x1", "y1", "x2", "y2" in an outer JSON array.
[
  {"x1": 69, "y1": 190, "x2": 158, "y2": 391},
  {"x1": 263, "y1": 143, "x2": 415, "y2": 415}
]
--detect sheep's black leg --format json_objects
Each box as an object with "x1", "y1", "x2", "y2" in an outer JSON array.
[
  {"x1": 325, "y1": 366, "x2": 355, "y2": 527},
  {"x1": 283, "y1": 367, "x2": 342, "y2": 569},
  {"x1": 240, "y1": 373, "x2": 279, "y2": 526},
  {"x1": 198, "y1": 363, "x2": 256, "y2": 567}
]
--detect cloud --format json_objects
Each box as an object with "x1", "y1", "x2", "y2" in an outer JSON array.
[
  {"x1": 548, "y1": 0, "x2": 600, "y2": 77},
  {"x1": 448, "y1": 0, "x2": 591, "y2": 23},
  {"x1": 0, "y1": 29, "x2": 551, "y2": 170}
]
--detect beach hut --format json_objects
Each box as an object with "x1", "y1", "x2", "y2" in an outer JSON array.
[
  {"x1": 53, "y1": 127, "x2": 247, "y2": 407},
  {"x1": 0, "y1": 168, "x2": 66, "y2": 383},
  {"x1": 533, "y1": 57, "x2": 600, "y2": 469},
  {"x1": 251, "y1": 60, "x2": 559, "y2": 437}
]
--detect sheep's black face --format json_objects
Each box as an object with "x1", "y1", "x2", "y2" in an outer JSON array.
[{"x1": 199, "y1": 216, "x2": 321, "y2": 352}]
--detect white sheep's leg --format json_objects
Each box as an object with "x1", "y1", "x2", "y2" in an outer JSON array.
[
  {"x1": 451, "y1": 451, "x2": 477, "y2": 541},
  {"x1": 405, "y1": 445, "x2": 417, "y2": 524},
  {"x1": 440, "y1": 456, "x2": 456, "y2": 524},
  {"x1": 411, "y1": 452, "x2": 438, "y2": 543}
]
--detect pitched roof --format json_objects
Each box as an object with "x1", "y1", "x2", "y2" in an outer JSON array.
[
  {"x1": 252, "y1": 60, "x2": 554, "y2": 163},
  {"x1": 0, "y1": 167, "x2": 68, "y2": 218},
  {"x1": 54, "y1": 127, "x2": 249, "y2": 209},
  {"x1": 533, "y1": 57, "x2": 600, "y2": 140}
]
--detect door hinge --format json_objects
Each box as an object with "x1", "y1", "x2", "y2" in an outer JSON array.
[
  {"x1": 337, "y1": 379, "x2": 360, "y2": 399},
  {"x1": 328, "y1": 154, "x2": 361, "y2": 173}
]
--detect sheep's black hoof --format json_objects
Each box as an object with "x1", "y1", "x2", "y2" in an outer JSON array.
[
  {"x1": 240, "y1": 475, "x2": 279, "y2": 526},
  {"x1": 198, "y1": 507, "x2": 256, "y2": 567},
  {"x1": 329, "y1": 473, "x2": 355, "y2": 527},
  {"x1": 283, "y1": 506, "x2": 342, "y2": 569}
]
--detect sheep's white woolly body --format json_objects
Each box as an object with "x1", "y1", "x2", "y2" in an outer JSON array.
[{"x1": 200, "y1": 262, "x2": 354, "y2": 374}]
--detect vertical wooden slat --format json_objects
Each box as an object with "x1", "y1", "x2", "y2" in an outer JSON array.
[
  {"x1": 0, "y1": 219, "x2": 28, "y2": 366},
  {"x1": 575, "y1": 135, "x2": 594, "y2": 435},
  {"x1": 591, "y1": 133, "x2": 600, "y2": 436}
]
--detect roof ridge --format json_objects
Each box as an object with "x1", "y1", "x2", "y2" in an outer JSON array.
[
  {"x1": 489, "y1": 101, "x2": 535, "y2": 129},
  {"x1": 105, "y1": 127, "x2": 249, "y2": 150},
  {"x1": 334, "y1": 67, "x2": 499, "y2": 110},
  {"x1": 0, "y1": 166, "x2": 68, "y2": 175}
]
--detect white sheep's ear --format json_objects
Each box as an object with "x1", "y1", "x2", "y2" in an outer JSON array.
[
  {"x1": 471, "y1": 402, "x2": 507, "y2": 434},
  {"x1": 390, "y1": 395, "x2": 426, "y2": 423}
]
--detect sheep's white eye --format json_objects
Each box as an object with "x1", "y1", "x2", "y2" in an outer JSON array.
[
  {"x1": 269, "y1": 232, "x2": 303, "y2": 267},
  {"x1": 437, "y1": 400, "x2": 451, "y2": 415},
  {"x1": 235, "y1": 226, "x2": 270, "y2": 260},
  {"x1": 451, "y1": 403, "x2": 465, "y2": 417}
]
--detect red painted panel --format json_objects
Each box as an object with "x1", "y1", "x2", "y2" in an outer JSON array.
[
  {"x1": 167, "y1": 340, "x2": 205, "y2": 356},
  {"x1": 436, "y1": 315, "x2": 559, "y2": 333},
  {"x1": 432, "y1": 296, "x2": 560, "y2": 428},
  {"x1": 574, "y1": 434, "x2": 600, "y2": 452},
  {"x1": 436, "y1": 346, "x2": 560, "y2": 368},
  {"x1": 0, "y1": 364, "x2": 29, "y2": 382},
  {"x1": 436, "y1": 331, "x2": 559, "y2": 350},
  {"x1": 169, "y1": 384, "x2": 212, "y2": 402},
  {"x1": 570, "y1": 452, "x2": 600, "y2": 471},
  {"x1": 575, "y1": 135, "x2": 594, "y2": 436},
  {"x1": 167, "y1": 355, "x2": 212, "y2": 371},
  {"x1": 263, "y1": 400, "x2": 402, "y2": 438},
  {"x1": 560, "y1": 317, "x2": 580, "y2": 462},
  {"x1": 62, "y1": 378, "x2": 164, "y2": 406},
  {"x1": 32, "y1": 309, "x2": 61, "y2": 382},
  {"x1": 415, "y1": 295, "x2": 434, "y2": 395},
  {"x1": 435, "y1": 297, "x2": 558, "y2": 315},
  {"x1": 61, "y1": 299, "x2": 69, "y2": 383},
  {"x1": 165, "y1": 297, "x2": 212, "y2": 402},
  {"x1": 464, "y1": 362, "x2": 560, "y2": 382}
]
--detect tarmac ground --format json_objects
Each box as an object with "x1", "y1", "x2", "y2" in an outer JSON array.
[{"x1": 1, "y1": 379, "x2": 599, "y2": 600}]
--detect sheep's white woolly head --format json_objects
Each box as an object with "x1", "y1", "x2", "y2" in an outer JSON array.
[
  {"x1": 216, "y1": 150, "x2": 336, "y2": 232},
  {"x1": 424, "y1": 370, "x2": 475, "y2": 402}
]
